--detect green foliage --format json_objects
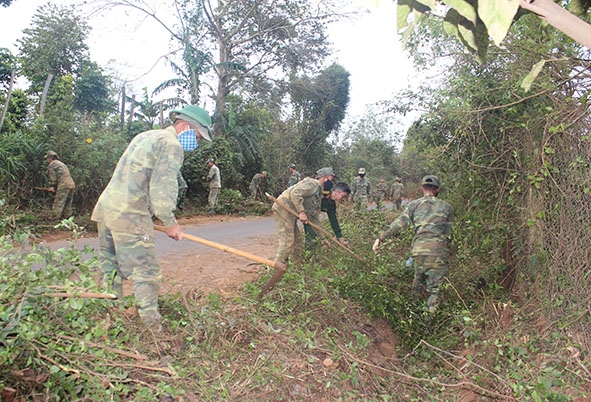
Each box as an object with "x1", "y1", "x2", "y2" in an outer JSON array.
[
  {"x1": 74, "y1": 62, "x2": 115, "y2": 116},
  {"x1": 399, "y1": 0, "x2": 591, "y2": 62},
  {"x1": 0, "y1": 47, "x2": 15, "y2": 89},
  {"x1": 221, "y1": 95, "x2": 267, "y2": 182},
  {"x1": 291, "y1": 63, "x2": 351, "y2": 169},
  {"x1": 0, "y1": 130, "x2": 46, "y2": 205},
  {"x1": 182, "y1": 136, "x2": 244, "y2": 205},
  {"x1": 17, "y1": 3, "x2": 90, "y2": 93},
  {"x1": 0, "y1": 89, "x2": 29, "y2": 134},
  {"x1": 216, "y1": 188, "x2": 244, "y2": 215}
]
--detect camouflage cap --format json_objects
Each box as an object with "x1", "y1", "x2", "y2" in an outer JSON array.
[
  {"x1": 207, "y1": 158, "x2": 215, "y2": 164},
  {"x1": 289, "y1": 164, "x2": 296, "y2": 169},
  {"x1": 421, "y1": 175, "x2": 441, "y2": 188},
  {"x1": 44, "y1": 150, "x2": 58, "y2": 158},
  {"x1": 317, "y1": 167, "x2": 336, "y2": 178},
  {"x1": 358, "y1": 168, "x2": 366, "y2": 175}
]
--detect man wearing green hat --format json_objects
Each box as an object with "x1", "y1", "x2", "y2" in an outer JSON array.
[
  {"x1": 271, "y1": 167, "x2": 350, "y2": 268},
  {"x1": 206, "y1": 158, "x2": 221, "y2": 213},
  {"x1": 372, "y1": 175, "x2": 454, "y2": 316},
  {"x1": 44, "y1": 150, "x2": 76, "y2": 219},
  {"x1": 91, "y1": 104, "x2": 212, "y2": 328},
  {"x1": 249, "y1": 170, "x2": 267, "y2": 201}
]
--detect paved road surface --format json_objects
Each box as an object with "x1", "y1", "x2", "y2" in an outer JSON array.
[{"x1": 42, "y1": 216, "x2": 276, "y2": 256}]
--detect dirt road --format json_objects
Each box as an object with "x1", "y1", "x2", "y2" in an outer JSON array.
[{"x1": 42, "y1": 215, "x2": 278, "y2": 296}]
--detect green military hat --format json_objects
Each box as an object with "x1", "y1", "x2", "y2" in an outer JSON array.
[
  {"x1": 317, "y1": 167, "x2": 336, "y2": 178},
  {"x1": 421, "y1": 175, "x2": 441, "y2": 188},
  {"x1": 169, "y1": 105, "x2": 212, "y2": 142}
]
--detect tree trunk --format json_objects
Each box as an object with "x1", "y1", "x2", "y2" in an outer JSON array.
[
  {"x1": 128, "y1": 94, "x2": 135, "y2": 128},
  {"x1": 520, "y1": 0, "x2": 591, "y2": 49},
  {"x1": 39, "y1": 73, "x2": 54, "y2": 116},
  {"x1": 120, "y1": 86, "x2": 126, "y2": 132},
  {"x1": 0, "y1": 67, "x2": 15, "y2": 133}
]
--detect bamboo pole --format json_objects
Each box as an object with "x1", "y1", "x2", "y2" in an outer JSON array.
[
  {"x1": 153, "y1": 225, "x2": 285, "y2": 271},
  {"x1": 266, "y1": 192, "x2": 364, "y2": 262}
]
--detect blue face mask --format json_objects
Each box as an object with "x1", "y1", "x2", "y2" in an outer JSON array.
[{"x1": 177, "y1": 129, "x2": 199, "y2": 152}]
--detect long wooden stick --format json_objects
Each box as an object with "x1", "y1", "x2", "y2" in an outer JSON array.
[
  {"x1": 44, "y1": 292, "x2": 117, "y2": 299},
  {"x1": 266, "y1": 192, "x2": 364, "y2": 262},
  {"x1": 153, "y1": 225, "x2": 286, "y2": 272}
]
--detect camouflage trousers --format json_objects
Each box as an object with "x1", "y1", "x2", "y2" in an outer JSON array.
[
  {"x1": 412, "y1": 255, "x2": 449, "y2": 314},
  {"x1": 273, "y1": 210, "x2": 303, "y2": 265},
  {"x1": 393, "y1": 197, "x2": 402, "y2": 211},
  {"x1": 96, "y1": 222, "x2": 162, "y2": 323},
  {"x1": 249, "y1": 186, "x2": 262, "y2": 201},
  {"x1": 177, "y1": 186, "x2": 187, "y2": 210},
  {"x1": 53, "y1": 187, "x2": 75, "y2": 218},
  {"x1": 208, "y1": 187, "x2": 220, "y2": 212},
  {"x1": 354, "y1": 195, "x2": 369, "y2": 210}
]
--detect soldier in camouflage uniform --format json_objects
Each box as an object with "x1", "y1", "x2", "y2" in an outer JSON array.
[
  {"x1": 249, "y1": 171, "x2": 267, "y2": 200},
  {"x1": 303, "y1": 180, "x2": 351, "y2": 248},
  {"x1": 206, "y1": 158, "x2": 221, "y2": 213},
  {"x1": 390, "y1": 177, "x2": 405, "y2": 210},
  {"x1": 44, "y1": 150, "x2": 76, "y2": 219},
  {"x1": 372, "y1": 175, "x2": 454, "y2": 315},
  {"x1": 351, "y1": 167, "x2": 371, "y2": 209},
  {"x1": 176, "y1": 172, "x2": 188, "y2": 210},
  {"x1": 287, "y1": 164, "x2": 301, "y2": 188},
  {"x1": 374, "y1": 177, "x2": 387, "y2": 210},
  {"x1": 272, "y1": 167, "x2": 349, "y2": 266},
  {"x1": 91, "y1": 105, "x2": 212, "y2": 326}
]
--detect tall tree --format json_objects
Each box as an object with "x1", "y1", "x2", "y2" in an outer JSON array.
[
  {"x1": 291, "y1": 63, "x2": 350, "y2": 169},
  {"x1": 17, "y1": 4, "x2": 91, "y2": 94},
  {"x1": 101, "y1": 0, "x2": 340, "y2": 136},
  {"x1": 0, "y1": 48, "x2": 17, "y2": 132},
  {"x1": 74, "y1": 61, "x2": 116, "y2": 118}
]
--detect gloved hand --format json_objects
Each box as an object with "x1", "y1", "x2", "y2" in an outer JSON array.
[
  {"x1": 372, "y1": 238, "x2": 381, "y2": 252},
  {"x1": 338, "y1": 237, "x2": 349, "y2": 247}
]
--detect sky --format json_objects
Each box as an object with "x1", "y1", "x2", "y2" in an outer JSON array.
[{"x1": 0, "y1": 0, "x2": 414, "y2": 119}]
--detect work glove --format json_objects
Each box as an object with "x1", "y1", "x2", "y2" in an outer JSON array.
[
  {"x1": 372, "y1": 238, "x2": 381, "y2": 252},
  {"x1": 338, "y1": 237, "x2": 349, "y2": 247}
]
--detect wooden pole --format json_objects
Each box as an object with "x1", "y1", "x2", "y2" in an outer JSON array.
[
  {"x1": 266, "y1": 192, "x2": 364, "y2": 262},
  {"x1": 153, "y1": 225, "x2": 286, "y2": 272}
]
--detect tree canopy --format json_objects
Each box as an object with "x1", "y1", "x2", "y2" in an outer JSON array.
[{"x1": 17, "y1": 4, "x2": 91, "y2": 93}]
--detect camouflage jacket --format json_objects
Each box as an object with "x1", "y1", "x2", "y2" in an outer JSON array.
[
  {"x1": 352, "y1": 177, "x2": 371, "y2": 201},
  {"x1": 379, "y1": 194, "x2": 454, "y2": 258},
  {"x1": 391, "y1": 183, "x2": 405, "y2": 200},
  {"x1": 91, "y1": 126, "x2": 183, "y2": 231},
  {"x1": 375, "y1": 182, "x2": 387, "y2": 198},
  {"x1": 207, "y1": 164, "x2": 221, "y2": 189},
  {"x1": 288, "y1": 170, "x2": 301, "y2": 187},
  {"x1": 249, "y1": 173, "x2": 264, "y2": 190},
  {"x1": 272, "y1": 177, "x2": 323, "y2": 233},
  {"x1": 47, "y1": 160, "x2": 75, "y2": 190}
]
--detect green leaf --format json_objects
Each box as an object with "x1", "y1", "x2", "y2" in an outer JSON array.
[
  {"x1": 478, "y1": 0, "x2": 520, "y2": 46},
  {"x1": 443, "y1": 8, "x2": 460, "y2": 36},
  {"x1": 521, "y1": 59, "x2": 546, "y2": 92},
  {"x1": 397, "y1": 0, "x2": 413, "y2": 32},
  {"x1": 415, "y1": 0, "x2": 439, "y2": 10},
  {"x1": 401, "y1": 14, "x2": 423, "y2": 48},
  {"x1": 458, "y1": 18, "x2": 478, "y2": 52},
  {"x1": 443, "y1": 0, "x2": 477, "y2": 24}
]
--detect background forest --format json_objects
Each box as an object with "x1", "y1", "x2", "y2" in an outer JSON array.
[{"x1": 2, "y1": 0, "x2": 591, "y2": 400}]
